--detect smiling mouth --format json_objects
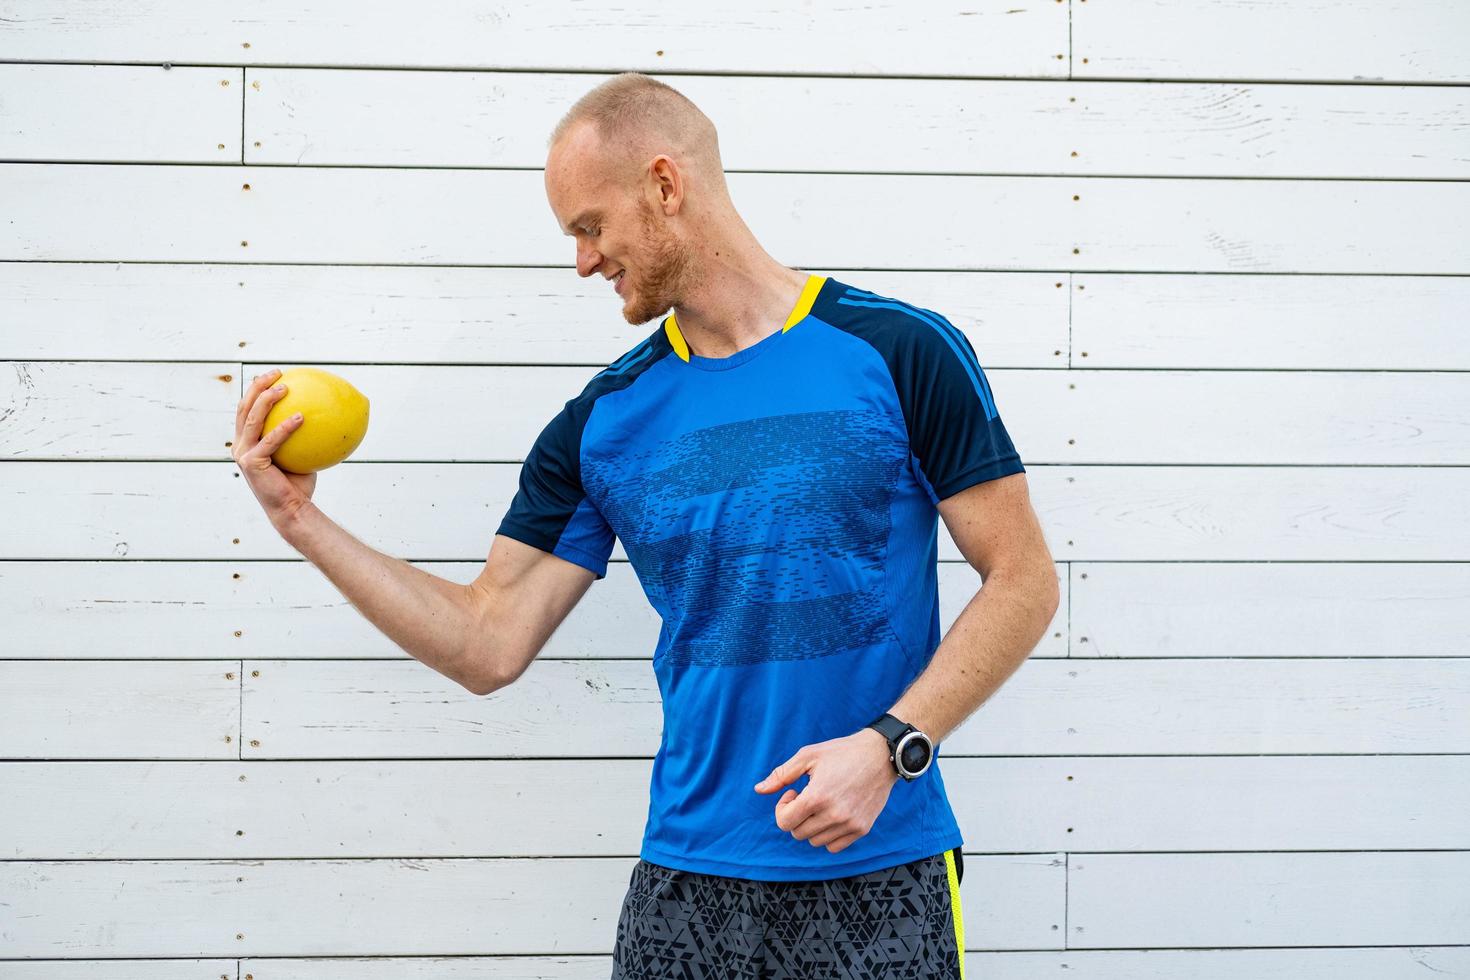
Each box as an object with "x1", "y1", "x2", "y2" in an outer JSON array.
[{"x1": 614, "y1": 270, "x2": 627, "y2": 294}]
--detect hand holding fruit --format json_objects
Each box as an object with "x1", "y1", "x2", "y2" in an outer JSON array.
[{"x1": 232, "y1": 367, "x2": 371, "y2": 530}]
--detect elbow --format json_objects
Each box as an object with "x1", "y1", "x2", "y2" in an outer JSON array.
[
  {"x1": 463, "y1": 643, "x2": 532, "y2": 696},
  {"x1": 987, "y1": 561, "x2": 1061, "y2": 611},
  {"x1": 1044, "y1": 569, "x2": 1062, "y2": 617},
  {"x1": 1040, "y1": 568, "x2": 1062, "y2": 623},
  {"x1": 465, "y1": 674, "x2": 507, "y2": 698},
  {"x1": 1021, "y1": 567, "x2": 1061, "y2": 654},
  {"x1": 464, "y1": 675, "x2": 499, "y2": 697},
  {"x1": 986, "y1": 561, "x2": 1061, "y2": 629},
  {"x1": 460, "y1": 652, "x2": 507, "y2": 697}
]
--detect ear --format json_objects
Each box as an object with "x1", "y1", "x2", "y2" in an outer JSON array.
[{"x1": 649, "y1": 154, "x2": 683, "y2": 214}]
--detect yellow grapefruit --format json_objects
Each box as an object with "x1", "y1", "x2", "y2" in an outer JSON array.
[{"x1": 261, "y1": 367, "x2": 370, "y2": 474}]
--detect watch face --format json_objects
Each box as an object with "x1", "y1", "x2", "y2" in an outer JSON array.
[{"x1": 899, "y1": 734, "x2": 932, "y2": 774}]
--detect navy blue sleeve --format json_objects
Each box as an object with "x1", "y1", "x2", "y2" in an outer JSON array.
[
  {"x1": 890, "y1": 309, "x2": 1025, "y2": 503},
  {"x1": 496, "y1": 400, "x2": 615, "y2": 580}
]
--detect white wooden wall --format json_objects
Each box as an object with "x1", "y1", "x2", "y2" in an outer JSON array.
[{"x1": 2, "y1": 1, "x2": 1469, "y2": 976}]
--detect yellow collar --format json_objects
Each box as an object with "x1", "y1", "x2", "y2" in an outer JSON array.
[{"x1": 663, "y1": 273, "x2": 826, "y2": 363}]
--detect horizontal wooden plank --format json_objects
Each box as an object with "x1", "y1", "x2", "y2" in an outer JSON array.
[
  {"x1": 2, "y1": 463, "x2": 1467, "y2": 561},
  {"x1": 6, "y1": 361, "x2": 1467, "y2": 465},
  {"x1": 4, "y1": 0, "x2": 1460, "y2": 83},
  {"x1": 12, "y1": 560, "x2": 1467, "y2": 666},
  {"x1": 10, "y1": 948, "x2": 1470, "y2": 980},
  {"x1": 0, "y1": 262, "x2": 1062, "y2": 363},
  {"x1": 10, "y1": 853, "x2": 1468, "y2": 956},
  {"x1": 1054, "y1": 755, "x2": 1470, "y2": 852},
  {"x1": 0, "y1": 64, "x2": 242, "y2": 163},
  {"x1": 238, "y1": 658, "x2": 1470, "y2": 758},
  {"x1": 4, "y1": 166, "x2": 1467, "y2": 273},
  {"x1": 9, "y1": 264, "x2": 1466, "y2": 372},
  {"x1": 0, "y1": 962, "x2": 237, "y2": 979},
  {"x1": 4, "y1": 755, "x2": 1465, "y2": 860},
  {"x1": 964, "y1": 948, "x2": 1470, "y2": 980},
  {"x1": 0, "y1": 263, "x2": 1063, "y2": 365},
  {"x1": 0, "y1": 853, "x2": 1066, "y2": 956},
  {"x1": 1075, "y1": 272, "x2": 1470, "y2": 370},
  {"x1": 1074, "y1": 0, "x2": 1469, "y2": 84},
  {"x1": 1068, "y1": 851, "x2": 1470, "y2": 948},
  {"x1": 0, "y1": 559, "x2": 1064, "y2": 661},
  {"x1": 241, "y1": 961, "x2": 606, "y2": 980},
  {"x1": 1070, "y1": 562, "x2": 1470, "y2": 659},
  {"x1": 0, "y1": 661, "x2": 238, "y2": 760},
  {"x1": 0, "y1": 361, "x2": 239, "y2": 460},
  {"x1": 1039, "y1": 465, "x2": 1470, "y2": 562},
  {"x1": 8, "y1": 361, "x2": 1467, "y2": 464},
  {"x1": 243, "y1": 69, "x2": 1470, "y2": 178},
  {"x1": 0, "y1": 1, "x2": 1065, "y2": 77}
]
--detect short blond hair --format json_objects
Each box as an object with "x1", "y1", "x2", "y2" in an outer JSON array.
[{"x1": 550, "y1": 72, "x2": 725, "y2": 191}]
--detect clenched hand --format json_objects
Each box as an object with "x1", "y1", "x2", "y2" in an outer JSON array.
[
  {"x1": 233, "y1": 367, "x2": 315, "y2": 529},
  {"x1": 754, "y1": 727, "x2": 899, "y2": 854}
]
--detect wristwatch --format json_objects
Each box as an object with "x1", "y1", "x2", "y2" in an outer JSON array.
[{"x1": 867, "y1": 713, "x2": 933, "y2": 781}]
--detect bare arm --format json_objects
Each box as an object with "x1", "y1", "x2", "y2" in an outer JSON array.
[
  {"x1": 277, "y1": 504, "x2": 597, "y2": 695},
  {"x1": 274, "y1": 501, "x2": 489, "y2": 691},
  {"x1": 237, "y1": 369, "x2": 594, "y2": 694},
  {"x1": 463, "y1": 533, "x2": 600, "y2": 690},
  {"x1": 884, "y1": 472, "x2": 1060, "y2": 743}
]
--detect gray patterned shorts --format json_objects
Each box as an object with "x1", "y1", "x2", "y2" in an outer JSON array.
[{"x1": 610, "y1": 846, "x2": 966, "y2": 979}]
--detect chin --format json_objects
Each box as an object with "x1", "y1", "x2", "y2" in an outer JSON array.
[
  {"x1": 623, "y1": 306, "x2": 661, "y2": 326},
  {"x1": 621, "y1": 290, "x2": 664, "y2": 326}
]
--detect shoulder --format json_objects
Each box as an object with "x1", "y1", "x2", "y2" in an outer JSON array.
[
  {"x1": 813, "y1": 277, "x2": 1000, "y2": 423},
  {"x1": 812, "y1": 277, "x2": 969, "y2": 362},
  {"x1": 813, "y1": 276, "x2": 986, "y2": 377},
  {"x1": 543, "y1": 322, "x2": 673, "y2": 435}
]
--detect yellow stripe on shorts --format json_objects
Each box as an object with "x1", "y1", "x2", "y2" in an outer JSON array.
[{"x1": 944, "y1": 848, "x2": 966, "y2": 978}]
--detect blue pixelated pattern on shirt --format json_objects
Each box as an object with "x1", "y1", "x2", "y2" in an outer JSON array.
[{"x1": 495, "y1": 275, "x2": 1024, "y2": 880}]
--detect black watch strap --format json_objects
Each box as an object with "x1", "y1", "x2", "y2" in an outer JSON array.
[{"x1": 868, "y1": 712, "x2": 913, "y2": 744}]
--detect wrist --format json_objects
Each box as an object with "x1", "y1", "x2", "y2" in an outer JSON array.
[
  {"x1": 860, "y1": 725, "x2": 900, "y2": 781},
  {"x1": 273, "y1": 498, "x2": 322, "y2": 543}
]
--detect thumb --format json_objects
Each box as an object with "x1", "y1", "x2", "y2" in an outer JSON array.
[{"x1": 754, "y1": 750, "x2": 808, "y2": 794}]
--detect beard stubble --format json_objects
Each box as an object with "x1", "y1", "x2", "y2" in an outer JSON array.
[{"x1": 622, "y1": 198, "x2": 696, "y2": 326}]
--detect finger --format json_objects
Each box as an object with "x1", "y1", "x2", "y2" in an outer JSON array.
[
  {"x1": 757, "y1": 747, "x2": 811, "y2": 793},
  {"x1": 772, "y1": 788, "x2": 800, "y2": 829},
  {"x1": 775, "y1": 789, "x2": 820, "y2": 833},
  {"x1": 798, "y1": 816, "x2": 843, "y2": 845},
  {"x1": 241, "y1": 411, "x2": 304, "y2": 464},
  {"x1": 791, "y1": 805, "x2": 842, "y2": 842},
  {"x1": 824, "y1": 832, "x2": 860, "y2": 853},
  {"x1": 235, "y1": 368, "x2": 281, "y2": 435},
  {"x1": 239, "y1": 388, "x2": 294, "y2": 460},
  {"x1": 250, "y1": 406, "x2": 303, "y2": 459},
  {"x1": 811, "y1": 828, "x2": 846, "y2": 852},
  {"x1": 238, "y1": 381, "x2": 290, "y2": 455},
  {"x1": 236, "y1": 372, "x2": 280, "y2": 448}
]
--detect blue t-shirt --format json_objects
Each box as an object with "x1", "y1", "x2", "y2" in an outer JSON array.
[{"x1": 496, "y1": 273, "x2": 1025, "y2": 881}]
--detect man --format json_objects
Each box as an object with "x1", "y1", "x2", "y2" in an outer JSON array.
[{"x1": 234, "y1": 73, "x2": 1057, "y2": 979}]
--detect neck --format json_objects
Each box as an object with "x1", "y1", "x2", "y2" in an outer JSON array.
[{"x1": 669, "y1": 230, "x2": 810, "y2": 359}]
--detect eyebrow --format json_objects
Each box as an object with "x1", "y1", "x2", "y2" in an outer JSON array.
[{"x1": 562, "y1": 209, "x2": 603, "y2": 236}]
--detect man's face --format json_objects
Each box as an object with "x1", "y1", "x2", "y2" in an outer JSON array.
[{"x1": 546, "y1": 123, "x2": 694, "y2": 326}]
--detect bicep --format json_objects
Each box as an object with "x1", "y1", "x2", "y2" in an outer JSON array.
[
  {"x1": 478, "y1": 396, "x2": 616, "y2": 687},
  {"x1": 938, "y1": 471, "x2": 1056, "y2": 593},
  {"x1": 467, "y1": 533, "x2": 599, "y2": 689}
]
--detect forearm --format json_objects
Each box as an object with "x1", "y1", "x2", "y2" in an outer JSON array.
[
  {"x1": 886, "y1": 568, "x2": 1058, "y2": 745},
  {"x1": 274, "y1": 501, "x2": 489, "y2": 693}
]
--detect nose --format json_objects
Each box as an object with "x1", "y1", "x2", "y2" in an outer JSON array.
[{"x1": 576, "y1": 240, "x2": 603, "y2": 278}]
